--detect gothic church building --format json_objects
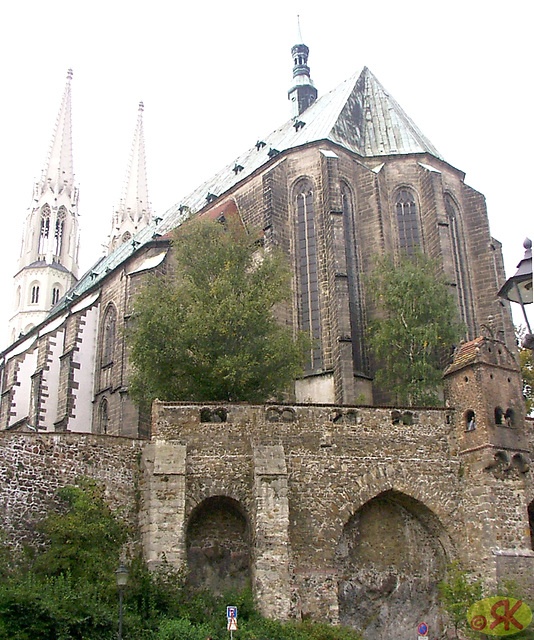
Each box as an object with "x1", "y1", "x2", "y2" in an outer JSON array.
[{"x1": 1, "y1": 39, "x2": 532, "y2": 640}]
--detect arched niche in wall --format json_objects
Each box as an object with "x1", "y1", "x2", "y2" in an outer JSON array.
[
  {"x1": 335, "y1": 490, "x2": 448, "y2": 638},
  {"x1": 186, "y1": 495, "x2": 251, "y2": 595}
]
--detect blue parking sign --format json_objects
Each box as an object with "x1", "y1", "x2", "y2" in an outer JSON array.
[{"x1": 227, "y1": 606, "x2": 237, "y2": 620}]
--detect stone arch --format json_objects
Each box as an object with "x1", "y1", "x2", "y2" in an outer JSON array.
[
  {"x1": 335, "y1": 489, "x2": 448, "y2": 640},
  {"x1": 186, "y1": 495, "x2": 251, "y2": 595}
]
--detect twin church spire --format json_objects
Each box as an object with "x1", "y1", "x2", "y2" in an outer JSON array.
[
  {"x1": 10, "y1": 28, "x2": 310, "y2": 341},
  {"x1": 9, "y1": 71, "x2": 151, "y2": 342}
]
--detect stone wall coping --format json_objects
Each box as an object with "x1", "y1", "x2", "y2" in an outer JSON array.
[{"x1": 152, "y1": 399, "x2": 454, "y2": 412}]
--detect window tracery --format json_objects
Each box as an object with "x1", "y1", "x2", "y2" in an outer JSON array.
[{"x1": 395, "y1": 188, "x2": 420, "y2": 255}]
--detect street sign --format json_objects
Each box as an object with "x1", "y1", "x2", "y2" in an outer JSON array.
[
  {"x1": 228, "y1": 617, "x2": 238, "y2": 631},
  {"x1": 418, "y1": 622, "x2": 429, "y2": 636},
  {"x1": 227, "y1": 606, "x2": 237, "y2": 620}
]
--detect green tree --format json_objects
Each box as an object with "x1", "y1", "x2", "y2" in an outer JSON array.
[
  {"x1": 517, "y1": 331, "x2": 534, "y2": 415},
  {"x1": 127, "y1": 219, "x2": 308, "y2": 404},
  {"x1": 33, "y1": 478, "x2": 129, "y2": 585},
  {"x1": 368, "y1": 252, "x2": 463, "y2": 406},
  {"x1": 438, "y1": 561, "x2": 485, "y2": 640}
]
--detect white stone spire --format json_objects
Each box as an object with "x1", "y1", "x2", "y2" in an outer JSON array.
[
  {"x1": 8, "y1": 70, "x2": 80, "y2": 343},
  {"x1": 41, "y1": 69, "x2": 75, "y2": 197},
  {"x1": 108, "y1": 102, "x2": 151, "y2": 253}
]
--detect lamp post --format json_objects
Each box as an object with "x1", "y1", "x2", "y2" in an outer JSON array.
[
  {"x1": 498, "y1": 238, "x2": 533, "y2": 351},
  {"x1": 115, "y1": 564, "x2": 129, "y2": 640}
]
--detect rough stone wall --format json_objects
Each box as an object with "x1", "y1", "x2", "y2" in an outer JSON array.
[
  {"x1": 0, "y1": 431, "x2": 142, "y2": 547},
  {"x1": 145, "y1": 402, "x2": 465, "y2": 638}
]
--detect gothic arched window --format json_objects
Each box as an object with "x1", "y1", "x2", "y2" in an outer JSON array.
[
  {"x1": 52, "y1": 285, "x2": 61, "y2": 306},
  {"x1": 341, "y1": 183, "x2": 367, "y2": 375},
  {"x1": 102, "y1": 305, "x2": 117, "y2": 367},
  {"x1": 395, "y1": 188, "x2": 420, "y2": 255},
  {"x1": 54, "y1": 207, "x2": 66, "y2": 258},
  {"x1": 38, "y1": 205, "x2": 51, "y2": 256},
  {"x1": 30, "y1": 283, "x2": 40, "y2": 304},
  {"x1": 444, "y1": 194, "x2": 474, "y2": 336},
  {"x1": 295, "y1": 180, "x2": 322, "y2": 371}
]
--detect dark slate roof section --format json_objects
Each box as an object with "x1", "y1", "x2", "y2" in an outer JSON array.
[{"x1": 47, "y1": 67, "x2": 441, "y2": 322}]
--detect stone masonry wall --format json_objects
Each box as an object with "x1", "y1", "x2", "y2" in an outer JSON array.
[{"x1": 0, "y1": 431, "x2": 142, "y2": 547}]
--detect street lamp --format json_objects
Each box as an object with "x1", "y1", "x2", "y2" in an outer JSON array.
[
  {"x1": 498, "y1": 238, "x2": 533, "y2": 350},
  {"x1": 115, "y1": 564, "x2": 129, "y2": 640}
]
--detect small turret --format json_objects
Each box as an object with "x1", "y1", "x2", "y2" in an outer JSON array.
[{"x1": 288, "y1": 18, "x2": 317, "y2": 118}]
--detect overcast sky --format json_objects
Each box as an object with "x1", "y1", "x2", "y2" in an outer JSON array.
[{"x1": 0, "y1": 0, "x2": 531, "y2": 345}]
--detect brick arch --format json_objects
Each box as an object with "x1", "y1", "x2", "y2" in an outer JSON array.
[
  {"x1": 185, "y1": 495, "x2": 251, "y2": 595},
  {"x1": 335, "y1": 487, "x2": 449, "y2": 639}
]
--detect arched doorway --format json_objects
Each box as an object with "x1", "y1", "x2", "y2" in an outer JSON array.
[
  {"x1": 186, "y1": 496, "x2": 251, "y2": 594},
  {"x1": 335, "y1": 490, "x2": 448, "y2": 640}
]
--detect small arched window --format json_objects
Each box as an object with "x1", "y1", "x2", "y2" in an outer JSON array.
[
  {"x1": 38, "y1": 205, "x2": 51, "y2": 256},
  {"x1": 52, "y1": 286, "x2": 61, "y2": 306},
  {"x1": 465, "y1": 409, "x2": 476, "y2": 431},
  {"x1": 494, "y1": 406, "x2": 505, "y2": 425},
  {"x1": 505, "y1": 408, "x2": 514, "y2": 427},
  {"x1": 30, "y1": 283, "x2": 40, "y2": 304},
  {"x1": 395, "y1": 188, "x2": 420, "y2": 255},
  {"x1": 102, "y1": 305, "x2": 117, "y2": 367},
  {"x1": 15, "y1": 286, "x2": 21, "y2": 309}
]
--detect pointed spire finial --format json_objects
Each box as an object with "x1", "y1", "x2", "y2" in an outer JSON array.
[{"x1": 40, "y1": 69, "x2": 75, "y2": 196}]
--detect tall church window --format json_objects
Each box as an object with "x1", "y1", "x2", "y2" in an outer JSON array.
[
  {"x1": 54, "y1": 207, "x2": 66, "y2": 258},
  {"x1": 341, "y1": 183, "x2": 367, "y2": 374},
  {"x1": 38, "y1": 205, "x2": 51, "y2": 256},
  {"x1": 102, "y1": 305, "x2": 117, "y2": 367},
  {"x1": 444, "y1": 194, "x2": 474, "y2": 336},
  {"x1": 30, "y1": 284, "x2": 40, "y2": 304},
  {"x1": 296, "y1": 181, "x2": 322, "y2": 371},
  {"x1": 395, "y1": 188, "x2": 420, "y2": 255}
]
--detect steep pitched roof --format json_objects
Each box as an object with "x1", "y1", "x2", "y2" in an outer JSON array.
[
  {"x1": 48, "y1": 67, "x2": 442, "y2": 318},
  {"x1": 162, "y1": 66, "x2": 441, "y2": 232}
]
